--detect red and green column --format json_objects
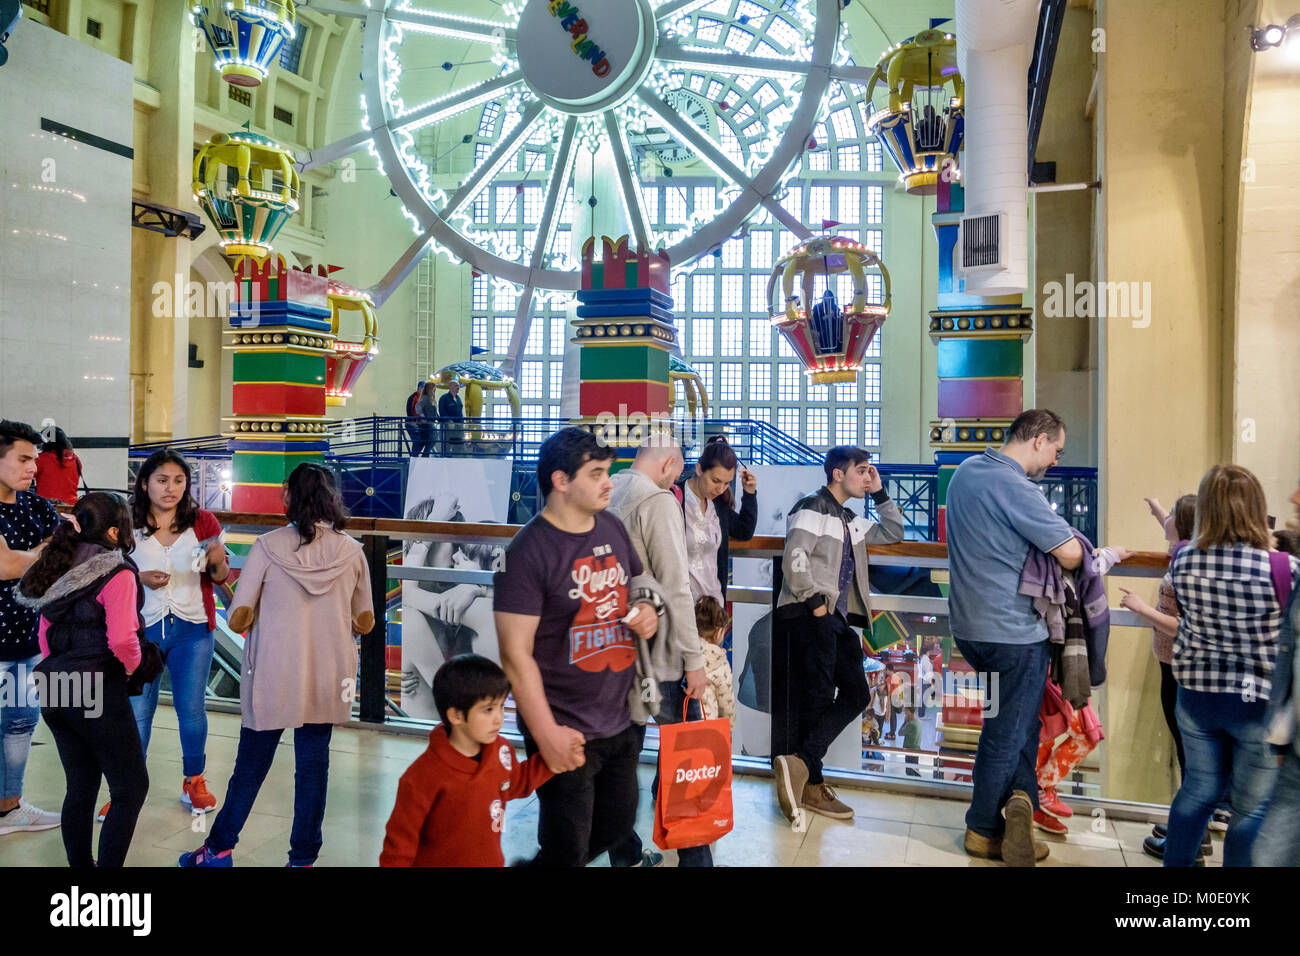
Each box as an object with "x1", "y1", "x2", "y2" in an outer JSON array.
[{"x1": 572, "y1": 236, "x2": 677, "y2": 469}]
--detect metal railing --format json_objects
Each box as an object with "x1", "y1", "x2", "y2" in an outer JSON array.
[{"x1": 128, "y1": 416, "x2": 1100, "y2": 542}]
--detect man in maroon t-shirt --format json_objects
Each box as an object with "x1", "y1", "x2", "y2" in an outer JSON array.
[{"x1": 494, "y1": 427, "x2": 658, "y2": 866}]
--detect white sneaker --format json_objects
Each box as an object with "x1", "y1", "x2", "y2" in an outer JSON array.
[{"x1": 0, "y1": 800, "x2": 61, "y2": 835}]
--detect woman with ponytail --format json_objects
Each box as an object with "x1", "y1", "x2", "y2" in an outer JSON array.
[
  {"x1": 180, "y1": 463, "x2": 372, "y2": 867},
  {"x1": 16, "y1": 493, "x2": 155, "y2": 867},
  {"x1": 673, "y1": 435, "x2": 758, "y2": 603}
]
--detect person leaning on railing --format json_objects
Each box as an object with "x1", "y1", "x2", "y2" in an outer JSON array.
[{"x1": 413, "y1": 383, "x2": 439, "y2": 458}]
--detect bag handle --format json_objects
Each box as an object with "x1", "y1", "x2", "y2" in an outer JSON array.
[{"x1": 1270, "y1": 550, "x2": 1292, "y2": 609}]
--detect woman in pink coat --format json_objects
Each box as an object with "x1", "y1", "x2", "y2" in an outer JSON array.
[{"x1": 179, "y1": 463, "x2": 373, "y2": 867}]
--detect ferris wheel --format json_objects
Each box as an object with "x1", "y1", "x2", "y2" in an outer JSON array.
[{"x1": 299, "y1": 0, "x2": 871, "y2": 321}]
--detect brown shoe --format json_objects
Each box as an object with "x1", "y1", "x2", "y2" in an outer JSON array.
[
  {"x1": 803, "y1": 782, "x2": 854, "y2": 820},
  {"x1": 773, "y1": 754, "x2": 809, "y2": 822},
  {"x1": 964, "y1": 827, "x2": 1050, "y2": 862},
  {"x1": 1002, "y1": 790, "x2": 1041, "y2": 866},
  {"x1": 964, "y1": 828, "x2": 1002, "y2": 859}
]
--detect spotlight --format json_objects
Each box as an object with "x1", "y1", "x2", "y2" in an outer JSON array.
[{"x1": 1250, "y1": 15, "x2": 1300, "y2": 52}]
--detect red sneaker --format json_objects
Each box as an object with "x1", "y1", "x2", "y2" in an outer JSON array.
[
  {"x1": 1039, "y1": 788, "x2": 1073, "y2": 820},
  {"x1": 1034, "y1": 809, "x2": 1069, "y2": 835},
  {"x1": 96, "y1": 801, "x2": 111, "y2": 823},
  {"x1": 181, "y1": 775, "x2": 218, "y2": 814}
]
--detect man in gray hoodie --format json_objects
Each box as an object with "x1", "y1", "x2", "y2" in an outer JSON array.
[{"x1": 606, "y1": 434, "x2": 712, "y2": 867}]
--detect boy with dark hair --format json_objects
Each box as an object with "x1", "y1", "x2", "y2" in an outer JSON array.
[
  {"x1": 772, "y1": 445, "x2": 904, "y2": 822},
  {"x1": 380, "y1": 654, "x2": 552, "y2": 866},
  {"x1": 494, "y1": 426, "x2": 662, "y2": 866},
  {"x1": 0, "y1": 419, "x2": 62, "y2": 835}
]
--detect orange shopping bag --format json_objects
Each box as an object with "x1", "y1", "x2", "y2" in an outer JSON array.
[{"x1": 653, "y1": 703, "x2": 734, "y2": 850}]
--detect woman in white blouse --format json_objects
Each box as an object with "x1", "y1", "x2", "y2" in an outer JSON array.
[{"x1": 97, "y1": 450, "x2": 229, "y2": 822}]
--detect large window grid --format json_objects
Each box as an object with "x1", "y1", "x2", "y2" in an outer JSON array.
[
  {"x1": 640, "y1": 172, "x2": 887, "y2": 454},
  {"x1": 457, "y1": 84, "x2": 889, "y2": 453}
]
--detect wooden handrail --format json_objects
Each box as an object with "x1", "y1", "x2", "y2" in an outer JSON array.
[{"x1": 209, "y1": 510, "x2": 1174, "y2": 568}]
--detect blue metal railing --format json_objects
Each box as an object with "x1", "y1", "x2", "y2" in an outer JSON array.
[{"x1": 127, "y1": 417, "x2": 1098, "y2": 541}]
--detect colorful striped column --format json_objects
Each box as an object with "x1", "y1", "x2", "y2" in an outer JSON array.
[
  {"x1": 927, "y1": 179, "x2": 1034, "y2": 541},
  {"x1": 224, "y1": 254, "x2": 332, "y2": 515},
  {"x1": 572, "y1": 236, "x2": 677, "y2": 469},
  {"x1": 928, "y1": 179, "x2": 1035, "y2": 748}
]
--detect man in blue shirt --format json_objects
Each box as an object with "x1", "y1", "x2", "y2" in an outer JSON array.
[{"x1": 946, "y1": 409, "x2": 1082, "y2": 866}]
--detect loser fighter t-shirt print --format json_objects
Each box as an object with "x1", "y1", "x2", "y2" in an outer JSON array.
[{"x1": 494, "y1": 510, "x2": 644, "y2": 741}]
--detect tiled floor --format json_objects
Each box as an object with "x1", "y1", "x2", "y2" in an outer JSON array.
[{"x1": 0, "y1": 707, "x2": 1216, "y2": 867}]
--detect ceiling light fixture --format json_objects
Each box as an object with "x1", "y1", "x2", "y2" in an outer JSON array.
[{"x1": 1249, "y1": 14, "x2": 1300, "y2": 52}]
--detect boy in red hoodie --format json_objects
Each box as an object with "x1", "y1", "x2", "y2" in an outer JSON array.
[{"x1": 380, "y1": 654, "x2": 556, "y2": 866}]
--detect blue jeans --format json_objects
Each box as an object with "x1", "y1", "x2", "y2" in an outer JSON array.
[
  {"x1": 0, "y1": 654, "x2": 41, "y2": 800},
  {"x1": 129, "y1": 616, "x2": 214, "y2": 778},
  {"x1": 608, "y1": 679, "x2": 713, "y2": 868},
  {"x1": 1165, "y1": 687, "x2": 1277, "y2": 867},
  {"x1": 1255, "y1": 747, "x2": 1300, "y2": 866},
  {"x1": 206, "y1": 723, "x2": 332, "y2": 866},
  {"x1": 952, "y1": 637, "x2": 1050, "y2": 838}
]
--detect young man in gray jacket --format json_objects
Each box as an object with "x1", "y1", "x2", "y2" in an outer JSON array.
[
  {"x1": 772, "y1": 446, "x2": 905, "y2": 822},
  {"x1": 606, "y1": 435, "x2": 713, "y2": 866}
]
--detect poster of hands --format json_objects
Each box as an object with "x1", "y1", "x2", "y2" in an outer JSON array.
[
  {"x1": 731, "y1": 466, "x2": 824, "y2": 758},
  {"x1": 400, "y1": 458, "x2": 512, "y2": 720}
]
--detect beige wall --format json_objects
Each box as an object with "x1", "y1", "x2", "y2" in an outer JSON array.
[
  {"x1": 1228, "y1": 0, "x2": 1300, "y2": 513},
  {"x1": 1097, "y1": 0, "x2": 1230, "y2": 803}
]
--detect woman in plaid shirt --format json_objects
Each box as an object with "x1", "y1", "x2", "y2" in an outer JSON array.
[{"x1": 1165, "y1": 465, "x2": 1300, "y2": 867}]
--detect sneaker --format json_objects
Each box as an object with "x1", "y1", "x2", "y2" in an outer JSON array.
[
  {"x1": 181, "y1": 775, "x2": 217, "y2": 814},
  {"x1": 178, "y1": 844, "x2": 233, "y2": 867},
  {"x1": 1034, "y1": 809, "x2": 1068, "y2": 835},
  {"x1": 964, "y1": 827, "x2": 1050, "y2": 862},
  {"x1": 1210, "y1": 809, "x2": 1231, "y2": 832},
  {"x1": 0, "y1": 800, "x2": 61, "y2": 835},
  {"x1": 772, "y1": 754, "x2": 809, "y2": 822},
  {"x1": 802, "y1": 782, "x2": 854, "y2": 820},
  {"x1": 629, "y1": 849, "x2": 664, "y2": 867},
  {"x1": 1039, "y1": 788, "x2": 1073, "y2": 820},
  {"x1": 1149, "y1": 824, "x2": 1212, "y2": 855},
  {"x1": 96, "y1": 801, "x2": 111, "y2": 823},
  {"x1": 1001, "y1": 790, "x2": 1038, "y2": 867}
]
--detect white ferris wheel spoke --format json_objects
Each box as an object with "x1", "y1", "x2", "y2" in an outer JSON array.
[
  {"x1": 654, "y1": 40, "x2": 811, "y2": 79},
  {"x1": 500, "y1": 117, "x2": 578, "y2": 375},
  {"x1": 653, "y1": 0, "x2": 713, "y2": 24},
  {"x1": 390, "y1": 71, "x2": 526, "y2": 135},
  {"x1": 369, "y1": 227, "x2": 441, "y2": 309},
  {"x1": 604, "y1": 111, "x2": 651, "y2": 250},
  {"x1": 296, "y1": 129, "x2": 374, "y2": 173},
  {"x1": 298, "y1": 0, "x2": 368, "y2": 18},
  {"x1": 636, "y1": 85, "x2": 809, "y2": 239},
  {"x1": 385, "y1": 7, "x2": 516, "y2": 43},
  {"x1": 437, "y1": 98, "x2": 547, "y2": 221}
]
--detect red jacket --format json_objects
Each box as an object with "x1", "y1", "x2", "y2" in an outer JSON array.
[
  {"x1": 379, "y1": 726, "x2": 552, "y2": 867},
  {"x1": 35, "y1": 449, "x2": 82, "y2": 507}
]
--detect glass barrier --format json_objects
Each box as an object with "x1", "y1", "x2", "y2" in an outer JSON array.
[{"x1": 206, "y1": 513, "x2": 1179, "y2": 810}]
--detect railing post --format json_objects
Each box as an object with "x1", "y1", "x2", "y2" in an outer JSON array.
[{"x1": 359, "y1": 534, "x2": 389, "y2": 723}]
